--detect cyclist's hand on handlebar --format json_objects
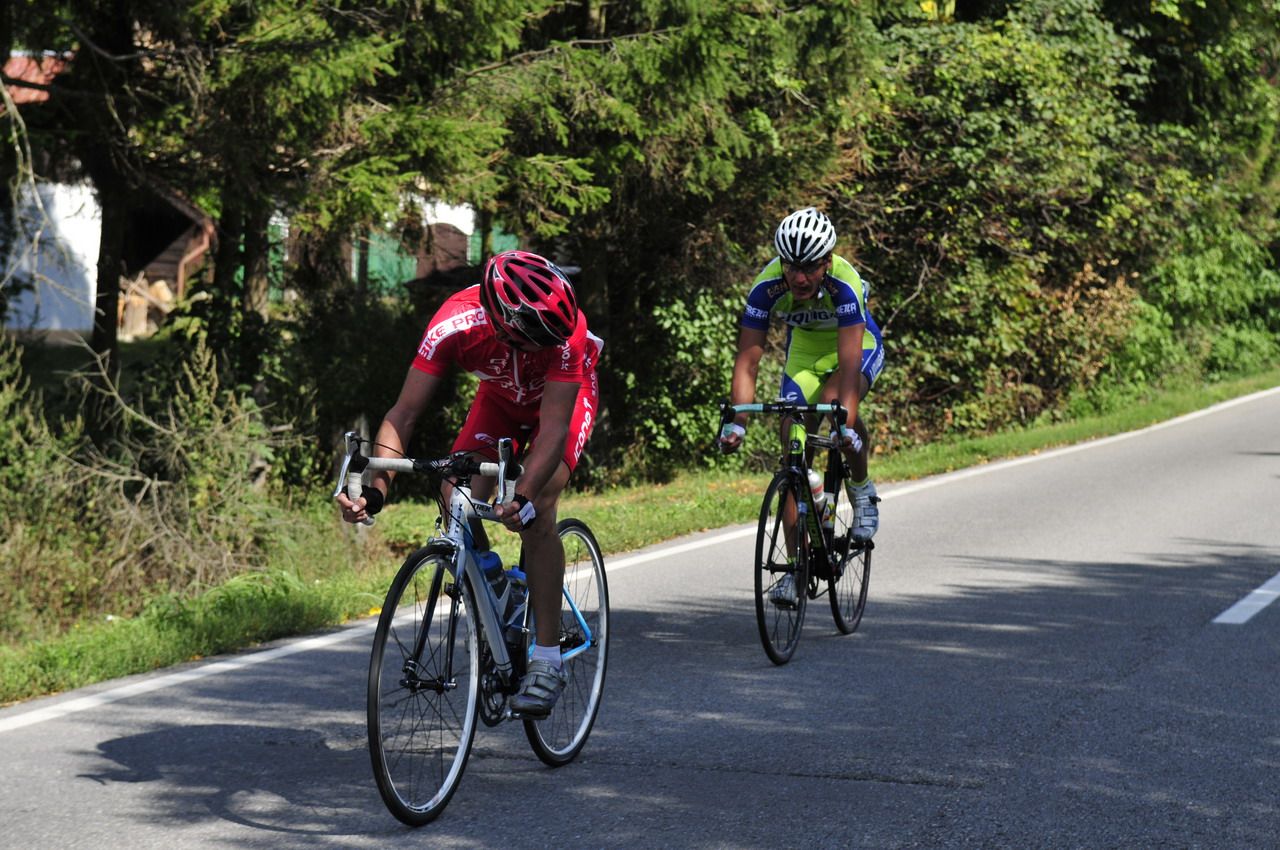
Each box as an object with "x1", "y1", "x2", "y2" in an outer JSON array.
[
  {"x1": 718, "y1": 422, "x2": 745, "y2": 454},
  {"x1": 336, "y1": 485, "x2": 383, "y2": 524},
  {"x1": 836, "y1": 426, "x2": 864, "y2": 454},
  {"x1": 493, "y1": 493, "x2": 537, "y2": 532},
  {"x1": 336, "y1": 492, "x2": 367, "y2": 524}
]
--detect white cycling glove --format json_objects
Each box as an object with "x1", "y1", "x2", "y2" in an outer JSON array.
[
  {"x1": 720, "y1": 422, "x2": 745, "y2": 439},
  {"x1": 841, "y1": 426, "x2": 864, "y2": 454},
  {"x1": 510, "y1": 494, "x2": 537, "y2": 529}
]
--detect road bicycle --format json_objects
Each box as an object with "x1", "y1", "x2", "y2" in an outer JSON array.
[
  {"x1": 719, "y1": 401, "x2": 872, "y2": 665},
  {"x1": 335, "y1": 432, "x2": 609, "y2": 825}
]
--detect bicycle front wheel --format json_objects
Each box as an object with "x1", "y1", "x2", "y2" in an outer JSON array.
[
  {"x1": 368, "y1": 545, "x2": 480, "y2": 826},
  {"x1": 523, "y1": 518, "x2": 609, "y2": 766},
  {"x1": 755, "y1": 473, "x2": 808, "y2": 665},
  {"x1": 828, "y1": 489, "x2": 871, "y2": 633}
]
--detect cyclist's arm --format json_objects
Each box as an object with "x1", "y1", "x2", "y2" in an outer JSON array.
[
  {"x1": 337, "y1": 367, "x2": 443, "y2": 523},
  {"x1": 719, "y1": 326, "x2": 766, "y2": 451},
  {"x1": 493, "y1": 377, "x2": 578, "y2": 531},
  {"x1": 836, "y1": 322, "x2": 865, "y2": 431},
  {"x1": 729, "y1": 326, "x2": 767, "y2": 422}
]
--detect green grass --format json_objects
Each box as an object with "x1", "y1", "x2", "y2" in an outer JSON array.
[{"x1": 3, "y1": 366, "x2": 1277, "y2": 705}]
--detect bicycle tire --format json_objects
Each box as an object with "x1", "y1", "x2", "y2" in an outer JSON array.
[
  {"x1": 755, "y1": 473, "x2": 808, "y2": 665},
  {"x1": 523, "y1": 518, "x2": 609, "y2": 766},
  {"x1": 827, "y1": 489, "x2": 871, "y2": 634},
  {"x1": 368, "y1": 545, "x2": 480, "y2": 826}
]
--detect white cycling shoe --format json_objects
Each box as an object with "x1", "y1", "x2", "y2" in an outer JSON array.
[
  {"x1": 770, "y1": 573, "x2": 798, "y2": 608},
  {"x1": 509, "y1": 659, "x2": 567, "y2": 718},
  {"x1": 849, "y1": 480, "x2": 880, "y2": 541}
]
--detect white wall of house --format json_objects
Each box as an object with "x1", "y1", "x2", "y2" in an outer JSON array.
[
  {"x1": 4, "y1": 182, "x2": 100, "y2": 333},
  {"x1": 416, "y1": 199, "x2": 475, "y2": 236}
]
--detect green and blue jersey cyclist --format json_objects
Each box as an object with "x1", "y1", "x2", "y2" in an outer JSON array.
[
  {"x1": 337, "y1": 250, "x2": 602, "y2": 717},
  {"x1": 718, "y1": 207, "x2": 884, "y2": 601}
]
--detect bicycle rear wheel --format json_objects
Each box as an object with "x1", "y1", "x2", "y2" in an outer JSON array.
[
  {"x1": 368, "y1": 545, "x2": 480, "y2": 826},
  {"x1": 828, "y1": 489, "x2": 871, "y2": 634},
  {"x1": 524, "y1": 518, "x2": 609, "y2": 766},
  {"x1": 755, "y1": 473, "x2": 808, "y2": 665}
]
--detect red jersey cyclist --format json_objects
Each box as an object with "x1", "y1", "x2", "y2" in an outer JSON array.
[
  {"x1": 719, "y1": 207, "x2": 884, "y2": 602},
  {"x1": 337, "y1": 250, "x2": 602, "y2": 717}
]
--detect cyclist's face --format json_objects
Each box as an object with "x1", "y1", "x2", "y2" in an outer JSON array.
[
  {"x1": 783, "y1": 256, "x2": 830, "y2": 299},
  {"x1": 492, "y1": 322, "x2": 541, "y2": 352}
]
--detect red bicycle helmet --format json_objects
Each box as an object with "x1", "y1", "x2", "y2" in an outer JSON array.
[{"x1": 479, "y1": 250, "x2": 579, "y2": 347}]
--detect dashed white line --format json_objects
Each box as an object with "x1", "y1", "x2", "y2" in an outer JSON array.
[{"x1": 1213, "y1": 571, "x2": 1280, "y2": 625}]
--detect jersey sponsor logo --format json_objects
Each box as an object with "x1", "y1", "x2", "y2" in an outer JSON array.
[
  {"x1": 420, "y1": 307, "x2": 487, "y2": 359},
  {"x1": 782, "y1": 308, "x2": 835, "y2": 325},
  {"x1": 572, "y1": 393, "x2": 594, "y2": 462},
  {"x1": 836, "y1": 302, "x2": 860, "y2": 317},
  {"x1": 744, "y1": 305, "x2": 769, "y2": 321},
  {"x1": 766, "y1": 281, "x2": 789, "y2": 299}
]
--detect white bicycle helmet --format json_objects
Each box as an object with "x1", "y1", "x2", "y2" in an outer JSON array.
[{"x1": 774, "y1": 207, "x2": 837, "y2": 266}]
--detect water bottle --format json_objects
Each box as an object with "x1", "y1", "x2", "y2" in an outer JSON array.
[
  {"x1": 804, "y1": 471, "x2": 825, "y2": 551},
  {"x1": 477, "y1": 550, "x2": 507, "y2": 599},
  {"x1": 807, "y1": 470, "x2": 826, "y2": 513},
  {"x1": 503, "y1": 566, "x2": 529, "y2": 646}
]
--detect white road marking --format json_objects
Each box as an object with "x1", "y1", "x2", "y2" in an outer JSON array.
[
  {"x1": 3, "y1": 384, "x2": 1277, "y2": 731},
  {"x1": 0, "y1": 621, "x2": 377, "y2": 733},
  {"x1": 1213, "y1": 571, "x2": 1280, "y2": 625}
]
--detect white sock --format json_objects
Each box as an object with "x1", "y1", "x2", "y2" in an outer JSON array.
[{"x1": 531, "y1": 643, "x2": 562, "y2": 670}]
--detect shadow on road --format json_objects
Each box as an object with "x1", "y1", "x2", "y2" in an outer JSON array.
[{"x1": 77, "y1": 537, "x2": 1279, "y2": 847}]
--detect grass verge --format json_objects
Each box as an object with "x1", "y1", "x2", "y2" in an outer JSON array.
[{"x1": 3, "y1": 367, "x2": 1277, "y2": 705}]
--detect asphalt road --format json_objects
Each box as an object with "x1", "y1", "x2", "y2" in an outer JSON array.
[{"x1": 2, "y1": 388, "x2": 1278, "y2": 849}]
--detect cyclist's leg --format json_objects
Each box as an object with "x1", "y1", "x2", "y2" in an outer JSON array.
[
  {"x1": 509, "y1": 371, "x2": 598, "y2": 716},
  {"x1": 518, "y1": 369, "x2": 596, "y2": 652},
  {"x1": 777, "y1": 351, "x2": 827, "y2": 564},
  {"x1": 823, "y1": 331, "x2": 884, "y2": 539},
  {"x1": 820, "y1": 368, "x2": 870, "y2": 479}
]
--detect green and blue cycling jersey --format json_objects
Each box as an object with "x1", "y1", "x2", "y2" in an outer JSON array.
[{"x1": 739, "y1": 254, "x2": 885, "y2": 403}]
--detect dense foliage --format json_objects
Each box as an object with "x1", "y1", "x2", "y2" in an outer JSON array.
[{"x1": 2, "y1": 0, "x2": 1278, "y2": 639}]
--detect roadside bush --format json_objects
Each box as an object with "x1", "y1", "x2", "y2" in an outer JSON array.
[
  {"x1": 838, "y1": 0, "x2": 1178, "y2": 443},
  {"x1": 0, "y1": 335, "x2": 304, "y2": 644},
  {"x1": 0, "y1": 335, "x2": 89, "y2": 641}
]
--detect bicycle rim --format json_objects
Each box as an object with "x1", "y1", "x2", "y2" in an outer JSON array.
[
  {"x1": 368, "y1": 546, "x2": 480, "y2": 825},
  {"x1": 524, "y1": 518, "x2": 609, "y2": 766},
  {"x1": 755, "y1": 474, "x2": 807, "y2": 665}
]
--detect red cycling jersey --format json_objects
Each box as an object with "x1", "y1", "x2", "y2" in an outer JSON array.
[{"x1": 412, "y1": 285, "x2": 601, "y2": 405}]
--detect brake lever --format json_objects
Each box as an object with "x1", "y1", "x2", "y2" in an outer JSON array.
[{"x1": 334, "y1": 431, "x2": 374, "y2": 526}]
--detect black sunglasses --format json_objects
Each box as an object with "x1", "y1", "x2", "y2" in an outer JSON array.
[{"x1": 784, "y1": 258, "x2": 826, "y2": 274}]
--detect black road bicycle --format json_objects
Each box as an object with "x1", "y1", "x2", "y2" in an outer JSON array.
[{"x1": 719, "y1": 402, "x2": 872, "y2": 665}]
